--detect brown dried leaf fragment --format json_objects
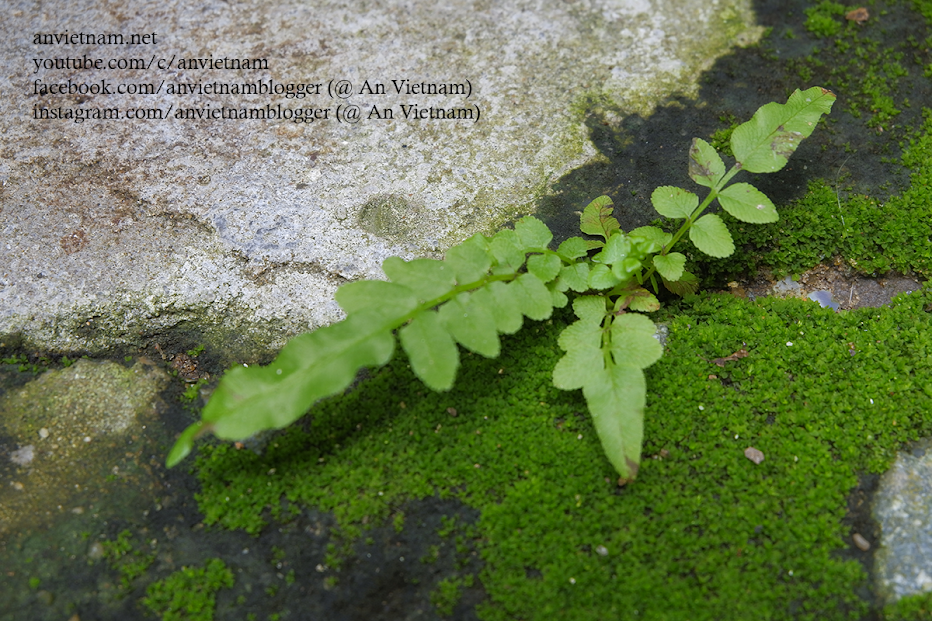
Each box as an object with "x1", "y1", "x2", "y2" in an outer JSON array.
[
  {"x1": 845, "y1": 7, "x2": 869, "y2": 24},
  {"x1": 712, "y1": 348, "x2": 749, "y2": 367},
  {"x1": 170, "y1": 353, "x2": 204, "y2": 382}
]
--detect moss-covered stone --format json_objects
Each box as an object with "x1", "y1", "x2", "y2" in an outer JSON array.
[{"x1": 0, "y1": 359, "x2": 170, "y2": 537}]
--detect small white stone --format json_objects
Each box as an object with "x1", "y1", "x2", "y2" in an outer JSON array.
[
  {"x1": 744, "y1": 447, "x2": 765, "y2": 465},
  {"x1": 38, "y1": 428, "x2": 49, "y2": 439},
  {"x1": 10, "y1": 445, "x2": 35, "y2": 466},
  {"x1": 596, "y1": 545, "x2": 608, "y2": 556}
]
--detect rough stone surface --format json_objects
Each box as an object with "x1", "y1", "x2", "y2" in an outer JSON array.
[
  {"x1": 1, "y1": 0, "x2": 762, "y2": 353},
  {"x1": 0, "y1": 358, "x2": 170, "y2": 536},
  {"x1": 873, "y1": 438, "x2": 932, "y2": 603}
]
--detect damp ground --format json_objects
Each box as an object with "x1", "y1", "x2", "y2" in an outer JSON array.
[{"x1": 3, "y1": 1, "x2": 932, "y2": 620}]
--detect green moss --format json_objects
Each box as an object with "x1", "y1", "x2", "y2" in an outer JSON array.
[
  {"x1": 393, "y1": 511, "x2": 406, "y2": 533},
  {"x1": 101, "y1": 529, "x2": 156, "y2": 589},
  {"x1": 914, "y1": 0, "x2": 932, "y2": 23},
  {"x1": 792, "y1": 1, "x2": 928, "y2": 136},
  {"x1": 422, "y1": 545, "x2": 441, "y2": 565},
  {"x1": 885, "y1": 591, "x2": 932, "y2": 620},
  {"x1": 181, "y1": 378, "x2": 208, "y2": 403},
  {"x1": 709, "y1": 113, "x2": 738, "y2": 158},
  {"x1": 0, "y1": 353, "x2": 55, "y2": 374},
  {"x1": 805, "y1": 2, "x2": 847, "y2": 38},
  {"x1": 438, "y1": 515, "x2": 459, "y2": 538},
  {"x1": 432, "y1": 574, "x2": 475, "y2": 617},
  {"x1": 142, "y1": 558, "x2": 233, "y2": 621},
  {"x1": 193, "y1": 279, "x2": 932, "y2": 619}
]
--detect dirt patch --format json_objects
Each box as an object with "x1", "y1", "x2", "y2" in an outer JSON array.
[{"x1": 722, "y1": 258, "x2": 925, "y2": 311}]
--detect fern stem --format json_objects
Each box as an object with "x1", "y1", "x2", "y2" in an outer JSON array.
[{"x1": 640, "y1": 163, "x2": 743, "y2": 285}]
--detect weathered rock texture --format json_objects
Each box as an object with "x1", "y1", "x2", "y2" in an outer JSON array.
[
  {"x1": 873, "y1": 439, "x2": 932, "y2": 603},
  {"x1": 1, "y1": 0, "x2": 762, "y2": 354}
]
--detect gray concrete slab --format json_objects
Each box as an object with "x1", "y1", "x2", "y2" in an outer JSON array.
[{"x1": 1, "y1": 0, "x2": 761, "y2": 354}]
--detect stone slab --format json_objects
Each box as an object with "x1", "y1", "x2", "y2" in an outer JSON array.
[
  {"x1": 874, "y1": 438, "x2": 932, "y2": 603},
  {"x1": 1, "y1": 0, "x2": 761, "y2": 354}
]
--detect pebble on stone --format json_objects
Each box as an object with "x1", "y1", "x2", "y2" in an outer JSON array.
[
  {"x1": 772, "y1": 276, "x2": 802, "y2": 296},
  {"x1": 853, "y1": 533, "x2": 871, "y2": 551},
  {"x1": 9, "y1": 445, "x2": 35, "y2": 466},
  {"x1": 87, "y1": 541, "x2": 105, "y2": 561},
  {"x1": 744, "y1": 447, "x2": 765, "y2": 464}
]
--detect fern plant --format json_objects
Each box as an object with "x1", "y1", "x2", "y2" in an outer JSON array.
[{"x1": 168, "y1": 87, "x2": 836, "y2": 482}]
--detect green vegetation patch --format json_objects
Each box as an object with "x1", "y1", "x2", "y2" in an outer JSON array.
[
  {"x1": 794, "y1": 0, "x2": 930, "y2": 133},
  {"x1": 101, "y1": 529, "x2": 156, "y2": 590},
  {"x1": 804, "y1": 2, "x2": 849, "y2": 38},
  {"x1": 684, "y1": 0, "x2": 932, "y2": 285},
  {"x1": 194, "y1": 282, "x2": 932, "y2": 620},
  {"x1": 432, "y1": 574, "x2": 475, "y2": 617},
  {"x1": 686, "y1": 107, "x2": 932, "y2": 283},
  {"x1": 886, "y1": 590, "x2": 932, "y2": 621},
  {"x1": 142, "y1": 558, "x2": 234, "y2": 621},
  {"x1": 708, "y1": 113, "x2": 738, "y2": 158}
]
